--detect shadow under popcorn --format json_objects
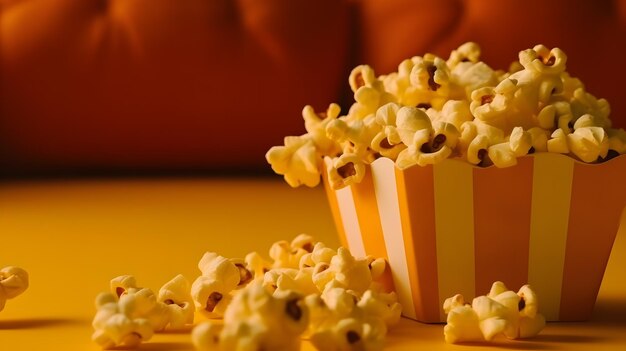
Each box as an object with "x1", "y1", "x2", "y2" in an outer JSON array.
[{"x1": 324, "y1": 153, "x2": 626, "y2": 323}]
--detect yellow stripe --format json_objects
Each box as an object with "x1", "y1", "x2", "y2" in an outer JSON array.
[
  {"x1": 433, "y1": 160, "x2": 475, "y2": 322},
  {"x1": 528, "y1": 153, "x2": 574, "y2": 321},
  {"x1": 370, "y1": 158, "x2": 417, "y2": 319},
  {"x1": 334, "y1": 185, "x2": 366, "y2": 257}
]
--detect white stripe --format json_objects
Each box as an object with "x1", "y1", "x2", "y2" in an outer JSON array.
[
  {"x1": 433, "y1": 160, "x2": 476, "y2": 322},
  {"x1": 528, "y1": 153, "x2": 574, "y2": 321},
  {"x1": 370, "y1": 158, "x2": 417, "y2": 320},
  {"x1": 335, "y1": 185, "x2": 366, "y2": 258}
]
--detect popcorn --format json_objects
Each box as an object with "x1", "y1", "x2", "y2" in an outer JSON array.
[
  {"x1": 0, "y1": 266, "x2": 29, "y2": 312},
  {"x1": 110, "y1": 275, "x2": 137, "y2": 298},
  {"x1": 266, "y1": 135, "x2": 321, "y2": 188},
  {"x1": 324, "y1": 154, "x2": 366, "y2": 190},
  {"x1": 107, "y1": 275, "x2": 180, "y2": 332},
  {"x1": 410, "y1": 54, "x2": 451, "y2": 108},
  {"x1": 267, "y1": 42, "x2": 625, "y2": 189},
  {"x1": 547, "y1": 128, "x2": 570, "y2": 154},
  {"x1": 303, "y1": 104, "x2": 342, "y2": 156},
  {"x1": 310, "y1": 317, "x2": 387, "y2": 351},
  {"x1": 192, "y1": 275, "x2": 235, "y2": 319},
  {"x1": 158, "y1": 275, "x2": 195, "y2": 329},
  {"x1": 567, "y1": 126, "x2": 609, "y2": 162},
  {"x1": 347, "y1": 65, "x2": 396, "y2": 120},
  {"x1": 219, "y1": 283, "x2": 309, "y2": 351},
  {"x1": 269, "y1": 234, "x2": 315, "y2": 269},
  {"x1": 443, "y1": 282, "x2": 545, "y2": 344},
  {"x1": 357, "y1": 290, "x2": 402, "y2": 327},
  {"x1": 92, "y1": 293, "x2": 154, "y2": 349},
  {"x1": 192, "y1": 322, "x2": 222, "y2": 351},
  {"x1": 323, "y1": 247, "x2": 373, "y2": 295}
]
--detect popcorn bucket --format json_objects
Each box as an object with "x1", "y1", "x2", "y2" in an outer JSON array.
[{"x1": 323, "y1": 153, "x2": 626, "y2": 323}]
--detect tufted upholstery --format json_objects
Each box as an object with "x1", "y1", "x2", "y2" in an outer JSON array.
[{"x1": 1, "y1": 0, "x2": 625, "y2": 175}]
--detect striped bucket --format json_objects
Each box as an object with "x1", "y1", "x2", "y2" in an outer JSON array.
[{"x1": 323, "y1": 153, "x2": 626, "y2": 323}]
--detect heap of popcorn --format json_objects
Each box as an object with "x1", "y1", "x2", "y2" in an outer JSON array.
[
  {"x1": 91, "y1": 235, "x2": 402, "y2": 350},
  {"x1": 267, "y1": 43, "x2": 626, "y2": 189},
  {"x1": 0, "y1": 266, "x2": 29, "y2": 312},
  {"x1": 90, "y1": 235, "x2": 548, "y2": 349}
]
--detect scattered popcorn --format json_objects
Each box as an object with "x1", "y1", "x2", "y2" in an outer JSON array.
[
  {"x1": 443, "y1": 281, "x2": 546, "y2": 343},
  {"x1": 183, "y1": 235, "x2": 399, "y2": 351},
  {"x1": 267, "y1": 42, "x2": 626, "y2": 189},
  {"x1": 0, "y1": 266, "x2": 29, "y2": 312}
]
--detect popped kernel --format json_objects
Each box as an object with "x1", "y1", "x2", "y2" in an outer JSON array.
[
  {"x1": 547, "y1": 128, "x2": 570, "y2": 154},
  {"x1": 266, "y1": 135, "x2": 321, "y2": 188},
  {"x1": 443, "y1": 281, "x2": 545, "y2": 343},
  {"x1": 310, "y1": 317, "x2": 387, "y2": 351},
  {"x1": 158, "y1": 274, "x2": 195, "y2": 329},
  {"x1": 92, "y1": 293, "x2": 154, "y2": 349},
  {"x1": 270, "y1": 234, "x2": 316, "y2": 269},
  {"x1": 0, "y1": 266, "x2": 29, "y2": 312},
  {"x1": 324, "y1": 154, "x2": 366, "y2": 190},
  {"x1": 567, "y1": 126, "x2": 609, "y2": 162},
  {"x1": 303, "y1": 104, "x2": 342, "y2": 156},
  {"x1": 192, "y1": 322, "x2": 222, "y2": 351},
  {"x1": 191, "y1": 275, "x2": 235, "y2": 319},
  {"x1": 219, "y1": 282, "x2": 309, "y2": 351},
  {"x1": 108, "y1": 275, "x2": 170, "y2": 331}
]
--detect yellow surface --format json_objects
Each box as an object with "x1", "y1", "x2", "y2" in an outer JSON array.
[{"x1": 0, "y1": 178, "x2": 625, "y2": 350}]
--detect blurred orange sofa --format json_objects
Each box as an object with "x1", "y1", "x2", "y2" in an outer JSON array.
[{"x1": 1, "y1": 0, "x2": 625, "y2": 176}]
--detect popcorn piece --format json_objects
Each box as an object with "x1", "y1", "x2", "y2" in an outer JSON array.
[
  {"x1": 192, "y1": 322, "x2": 222, "y2": 351},
  {"x1": 567, "y1": 126, "x2": 609, "y2": 162},
  {"x1": 108, "y1": 275, "x2": 169, "y2": 331},
  {"x1": 266, "y1": 135, "x2": 321, "y2": 188},
  {"x1": 324, "y1": 154, "x2": 366, "y2": 190},
  {"x1": 447, "y1": 42, "x2": 481, "y2": 68},
  {"x1": 245, "y1": 251, "x2": 272, "y2": 279},
  {"x1": 92, "y1": 293, "x2": 154, "y2": 349},
  {"x1": 303, "y1": 104, "x2": 342, "y2": 156},
  {"x1": 347, "y1": 65, "x2": 396, "y2": 120},
  {"x1": 158, "y1": 274, "x2": 194, "y2": 329},
  {"x1": 438, "y1": 100, "x2": 473, "y2": 130},
  {"x1": 349, "y1": 65, "x2": 377, "y2": 94},
  {"x1": 357, "y1": 290, "x2": 402, "y2": 327},
  {"x1": 527, "y1": 127, "x2": 550, "y2": 152},
  {"x1": 220, "y1": 282, "x2": 309, "y2": 351},
  {"x1": 198, "y1": 253, "x2": 241, "y2": 289},
  {"x1": 444, "y1": 305, "x2": 484, "y2": 343},
  {"x1": 508, "y1": 127, "x2": 532, "y2": 157},
  {"x1": 547, "y1": 128, "x2": 570, "y2": 154},
  {"x1": 466, "y1": 134, "x2": 491, "y2": 166},
  {"x1": 0, "y1": 266, "x2": 29, "y2": 300},
  {"x1": 310, "y1": 317, "x2": 387, "y2": 351},
  {"x1": 264, "y1": 268, "x2": 317, "y2": 296},
  {"x1": 192, "y1": 276, "x2": 234, "y2": 319},
  {"x1": 325, "y1": 247, "x2": 373, "y2": 295},
  {"x1": 570, "y1": 88, "x2": 611, "y2": 129},
  {"x1": 443, "y1": 282, "x2": 546, "y2": 343},
  {"x1": 269, "y1": 234, "x2": 315, "y2": 269},
  {"x1": 110, "y1": 275, "x2": 137, "y2": 298},
  {"x1": 410, "y1": 54, "x2": 451, "y2": 108}
]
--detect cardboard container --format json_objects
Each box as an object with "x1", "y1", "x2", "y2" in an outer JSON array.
[{"x1": 323, "y1": 153, "x2": 626, "y2": 323}]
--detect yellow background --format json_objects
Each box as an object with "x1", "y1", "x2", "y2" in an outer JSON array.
[{"x1": 1, "y1": 178, "x2": 625, "y2": 350}]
